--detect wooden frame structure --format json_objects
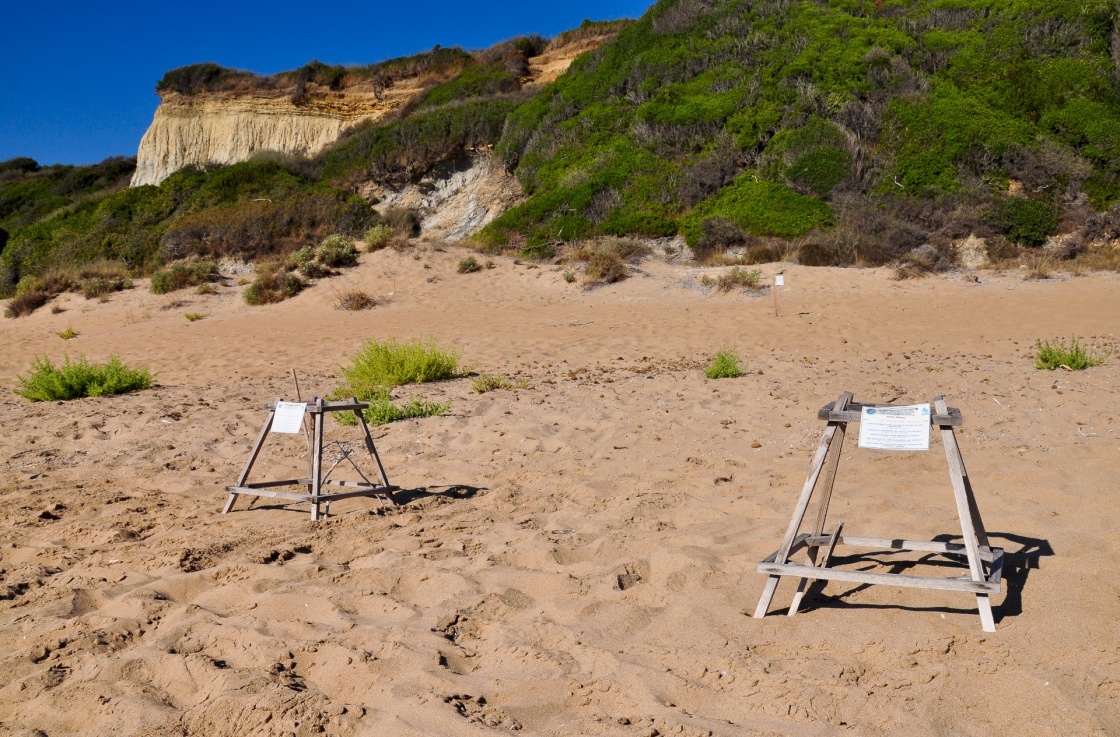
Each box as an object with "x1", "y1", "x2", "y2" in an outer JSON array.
[
  {"x1": 754, "y1": 393, "x2": 1003, "y2": 632},
  {"x1": 223, "y1": 396, "x2": 399, "y2": 521}
]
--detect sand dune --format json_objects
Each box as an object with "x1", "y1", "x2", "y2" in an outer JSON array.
[{"x1": 1, "y1": 247, "x2": 1118, "y2": 736}]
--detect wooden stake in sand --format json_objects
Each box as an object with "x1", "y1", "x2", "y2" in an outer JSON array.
[
  {"x1": 753, "y1": 393, "x2": 1003, "y2": 632},
  {"x1": 222, "y1": 395, "x2": 399, "y2": 520},
  {"x1": 772, "y1": 272, "x2": 784, "y2": 317}
]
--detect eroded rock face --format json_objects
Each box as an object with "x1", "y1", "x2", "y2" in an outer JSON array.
[
  {"x1": 130, "y1": 92, "x2": 400, "y2": 187},
  {"x1": 363, "y1": 153, "x2": 525, "y2": 241},
  {"x1": 955, "y1": 235, "x2": 989, "y2": 269}
]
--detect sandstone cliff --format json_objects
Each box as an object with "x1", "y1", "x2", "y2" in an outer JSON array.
[
  {"x1": 130, "y1": 88, "x2": 410, "y2": 187},
  {"x1": 132, "y1": 34, "x2": 612, "y2": 188}
]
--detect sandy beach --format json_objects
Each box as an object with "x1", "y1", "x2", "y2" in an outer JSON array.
[{"x1": 1, "y1": 246, "x2": 1118, "y2": 736}]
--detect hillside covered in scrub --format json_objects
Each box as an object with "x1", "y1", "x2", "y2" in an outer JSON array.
[{"x1": 4, "y1": 1, "x2": 1120, "y2": 302}]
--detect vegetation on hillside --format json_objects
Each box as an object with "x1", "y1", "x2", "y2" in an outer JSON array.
[
  {"x1": 481, "y1": 0, "x2": 1120, "y2": 265},
  {"x1": 5, "y1": 2, "x2": 1120, "y2": 307}
]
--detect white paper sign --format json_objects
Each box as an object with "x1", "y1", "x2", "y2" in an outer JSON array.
[
  {"x1": 271, "y1": 402, "x2": 307, "y2": 434},
  {"x1": 858, "y1": 404, "x2": 931, "y2": 451},
  {"x1": 774, "y1": 274, "x2": 785, "y2": 287}
]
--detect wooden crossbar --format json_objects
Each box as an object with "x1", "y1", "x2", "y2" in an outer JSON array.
[
  {"x1": 223, "y1": 395, "x2": 399, "y2": 520},
  {"x1": 755, "y1": 392, "x2": 1003, "y2": 632}
]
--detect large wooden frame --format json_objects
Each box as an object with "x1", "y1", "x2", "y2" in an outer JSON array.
[
  {"x1": 754, "y1": 393, "x2": 1003, "y2": 632},
  {"x1": 223, "y1": 396, "x2": 400, "y2": 521}
]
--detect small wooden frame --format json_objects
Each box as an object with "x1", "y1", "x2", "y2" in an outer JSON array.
[
  {"x1": 754, "y1": 393, "x2": 1003, "y2": 632},
  {"x1": 223, "y1": 396, "x2": 400, "y2": 520}
]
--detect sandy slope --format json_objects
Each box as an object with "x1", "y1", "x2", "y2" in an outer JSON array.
[{"x1": 1, "y1": 247, "x2": 1118, "y2": 737}]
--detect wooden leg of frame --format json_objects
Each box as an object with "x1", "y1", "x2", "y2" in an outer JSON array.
[
  {"x1": 310, "y1": 399, "x2": 324, "y2": 521},
  {"x1": 754, "y1": 575, "x2": 782, "y2": 619},
  {"x1": 223, "y1": 402, "x2": 277, "y2": 514},
  {"x1": 788, "y1": 521, "x2": 844, "y2": 617},
  {"x1": 976, "y1": 594, "x2": 996, "y2": 632},
  {"x1": 787, "y1": 547, "x2": 819, "y2": 617}
]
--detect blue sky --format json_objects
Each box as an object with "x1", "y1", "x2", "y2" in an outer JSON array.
[{"x1": 0, "y1": 1, "x2": 650, "y2": 166}]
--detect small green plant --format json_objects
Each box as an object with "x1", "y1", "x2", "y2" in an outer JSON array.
[
  {"x1": 184, "y1": 312, "x2": 207, "y2": 322},
  {"x1": 57, "y1": 326, "x2": 80, "y2": 340},
  {"x1": 563, "y1": 269, "x2": 576, "y2": 283},
  {"x1": 472, "y1": 373, "x2": 512, "y2": 393},
  {"x1": 364, "y1": 224, "x2": 395, "y2": 251},
  {"x1": 336, "y1": 388, "x2": 451, "y2": 426},
  {"x1": 716, "y1": 267, "x2": 762, "y2": 292},
  {"x1": 196, "y1": 283, "x2": 219, "y2": 295},
  {"x1": 1034, "y1": 338, "x2": 1109, "y2": 371},
  {"x1": 705, "y1": 349, "x2": 746, "y2": 379},
  {"x1": 458, "y1": 256, "x2": 482, "y2": 274},
  {"x1": 14, "y1": 355, "x2": 153, "y2": 402},
  {"x1": 150, "y1": 261, "x2": 220, "y2": 294}
]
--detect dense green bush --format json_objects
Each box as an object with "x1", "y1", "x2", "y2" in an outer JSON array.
[
  {"x1": 315, "y1": 235, "x2": 358, "y2": 267},
  {"x1": 150, "y1": 260, "x2": 219, "y2": 294},
  {"x1": 331, "y1": 336, "x2": 459, "y2": 426},
  {"x1": 14, "y1": 355, "x2": 153, "y2": 401},
  {"x1": 480, "y1": 0, "x2": 1120, "y2": 250},
  {"x1": 987, "y1": 199, "x2": 1060, "y2": 247},
  {"x1": 243, "y1": 263, "x2": 306, "y2": 305}
]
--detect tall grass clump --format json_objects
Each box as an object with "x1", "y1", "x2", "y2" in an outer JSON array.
[
  {"x1": 243, "y1": 262, "x2": 306, "y2": 305},
  {"x1": 150, "y1": 261, "x2": 220, "y2": 294},
  {"x1": 332, "y1": 337, "x2": 459, "y2": 425},
  {"x1": 704, "y1": 349, "x2": 746, "y2": 379},
  {"x1": 4, "y1": 290, "x2": 49, "y2": 317},
  {"x1": 14, "y1": 355, "x2": 153, "y2": 401},
  {"x1": 1034, "y1": 338, "x2": 1109, "y2": 371}
]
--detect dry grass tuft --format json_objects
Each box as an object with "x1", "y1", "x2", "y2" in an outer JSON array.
[
  {"x1": 715, "y1": 267, "x2": 763, "y2": 291},
  {"x1": 563, "y1": 237, "x2": 651, "y2": 286},
  {"x1": 338, "y1": 290, "x2": 378, "y2": 311}
]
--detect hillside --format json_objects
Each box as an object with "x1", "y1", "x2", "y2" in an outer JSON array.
[
  {"x1": 483, "y1": 0, "x2": 1120, "y2": 262},
  {"x1": 3, "y1": 2, "x2": 1120, "y2": 304}
]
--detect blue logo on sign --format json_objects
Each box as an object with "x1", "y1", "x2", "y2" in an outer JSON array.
[
  {"x1": 866, "y1": 408, "x2": 876, "y2": 415},
  {"x1": 921, "y1": 407, "x2": 930, "y2": 415}
]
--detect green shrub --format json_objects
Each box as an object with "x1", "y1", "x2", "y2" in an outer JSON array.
[
  {"x1": 331, "y1": 336, "x2": 459, "y2": 426},
  {"x1": 5, "y1": 290, "x2": 48, "y2": 317},
  {"x1": 458, "y1": 256, "x2": 482, "y2": 273},
  {"x1": 57, "y1": 326, "x2": 79, "y2": 340},
  {"x1": 987, "y1": 199, "x2": 1060, "y2": 247},
  {"x1": 150, "y1": 261, "x2": 219, "y2": 294},
  {"x1": 1034, "y1": 338, "x2": 1109, "y2": 370},
  {"x1": 334, "y1": 336, "x2": 460, "y2": 397},
  {"x1": 243, "y1": 264, "x2": 306, "y2": 305},
  {"x1": 364, "y1": 224, "x2": 395, "y2": 250},
  {"x1": 289, "y1": 245, "x2": 315, "y2": 267},
  {"x1": 704, "y1": 349, "x2": 746, "y2": 379},
  {"x1": 680, "y1": 179, "x2": 833, "y2": 245},
  {"x1": 14, "y1": 355, "x2": 153, "y2": 401},
  {"x1": 315, "y1": 235, "x2": 358, "y2": 267},
  {"x1": 184, "y1": 312, "x2": 206, "y2": 322}
]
